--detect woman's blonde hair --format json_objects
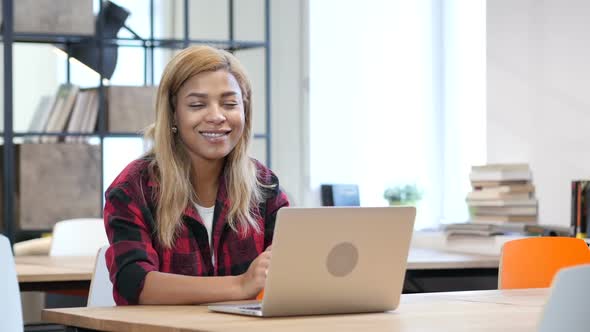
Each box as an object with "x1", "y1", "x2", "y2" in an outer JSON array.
[{"x1": 144, "y1": 45, "x2": 263, "y2": 248}]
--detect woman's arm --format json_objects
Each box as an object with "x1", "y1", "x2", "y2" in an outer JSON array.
[
  {"x1": 139, "y1": 272, "x2": 242, "y2": 304},
  {"x1": 106, "y1": 186, "x2": 272, "y2": 305},
  {"x1": 139, "y1": 246, "x2": 272, "y2": 304}
]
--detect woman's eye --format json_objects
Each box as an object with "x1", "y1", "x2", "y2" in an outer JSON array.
[
  {"x1": 189, "y1": 104, "x2": 205, "y2": 109},
  {"x1": 224, "y1": 102, "x2": 238, "y2": 108}
]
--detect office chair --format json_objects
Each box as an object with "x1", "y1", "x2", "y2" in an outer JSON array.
[
  {"x1": 499, "y1": 237, "x2": 590, "y2": 289},
  {"x1": 50, "y1": 218, "x2": 108, "y2": 256},
  {"x1": 87, "y1": 246, "x2": 115, "y2": 307},
  {"x1": 2, "y1": 235, "x2": 67, "y2": 332},
  {"x1": 537, "y1": 264, "x2": 590, "y2": 332},
  {"x1": 0, "y1": 234, "x2": 24, "y2": 332},
  {"x1": 46, "y1": 218, "x2": 109, "y2": 309}
]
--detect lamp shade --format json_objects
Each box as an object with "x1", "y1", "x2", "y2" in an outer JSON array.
[{"x1": 67, "y1": 1, "x2": 130, "y2": 79}]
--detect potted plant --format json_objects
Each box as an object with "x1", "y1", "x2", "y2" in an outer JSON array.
[{"x1": 383, "y1": 184, "x2": 423, "y2": 206}]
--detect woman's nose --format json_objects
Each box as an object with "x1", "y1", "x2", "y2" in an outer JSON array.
[{"x1": 206, "y1": 105, "x2": 226, "y2": 123}]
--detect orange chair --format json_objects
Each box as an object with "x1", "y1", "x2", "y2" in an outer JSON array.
[{"x1": 499, "y1": 237, "x2": 590, "y2": 289}]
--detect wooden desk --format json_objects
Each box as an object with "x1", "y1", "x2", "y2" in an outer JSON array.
[
  {"x1": 18, "y1": 250, "x2": 493, "y2": 274},
  {"x1": 15, "y1": 256, "x2": 95, "y2": 292},
  {"x1": 15, "y1": 250, "x2": 497, "y2": 293},
  {"x1": 405, "y1": 248, "x2": 499, "y2": 293},
  {"x1": 407, "y1": 248, "x2": 498, "y2": 270},
  {"x1": 43, "y1": 288, "x2": 548, "y2": 332}
]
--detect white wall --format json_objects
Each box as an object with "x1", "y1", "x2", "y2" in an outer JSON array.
[{"x1": 487, "y1": 0, "x2": 590, "y2": 226}]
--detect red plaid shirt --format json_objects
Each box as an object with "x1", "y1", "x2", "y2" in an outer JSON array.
[{"x1": 103, "y1": 157, "x2": 289, "y2": 305}]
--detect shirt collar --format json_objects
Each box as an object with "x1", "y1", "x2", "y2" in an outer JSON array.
[{"x1": 146, "y1": 161, "x2": 232, "y2": 229}]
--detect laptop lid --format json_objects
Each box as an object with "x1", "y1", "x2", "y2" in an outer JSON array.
[{"x1": 258, "y1": 206, "x2": 416, "y2": 317}]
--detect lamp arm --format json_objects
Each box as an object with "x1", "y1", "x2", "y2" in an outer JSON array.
[{"x1": 122, "y1": 24, "x2": 143, "y2": 41}]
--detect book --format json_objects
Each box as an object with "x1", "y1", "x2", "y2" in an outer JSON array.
[
  {"x1": 65, "y1": 89, "x2": 97, "y2": 143},
  {"x1": 43, "y1": 84, "x2": 79, "y2": 143},
  {"x1": 471, "y1": 215, "x2": 537, "y2": 223},
  {"x1": 471, "y1": 206, "x2": 537, "y2": 216},
  {"x1": 444, "y1": 222, "x2": 525, "y2": 236},
  {"x1": 27, "y1": 95, "x2": 56, "y2": 143},
  {"x1": 39, "y1": 87, "x2": 64, "y2": 143},
  {"x1": 571, "y1": 180, "x2": 589, "y2": 238},
  {"x1": 467, "y1": 191, "x2": 531, "y2": 201},
  {"x1": 84, "y1": 90, "x2": 99, "y2": 133},
  {"x1": 471, "y1": 180, "x2": 531, "y2": 188},
  {"x1": 28, "y1": 95, "x2": 56, "y2": 133},
  {"x1": 444, "y1": 222, "x2": 569, "y2": 237},
  {"x1": 470, "y1": 169, "x2": 532, "y2": 182},
  {"x1": 471, "y1": 163, "x2": 530, "y2": 171},
  {"x1": 571, "y1": 181, "x2": 578, "y2": 235},
  {"x1": 76, "y1": 89, "x2": 99, "y2": 142},
  {"x1": 412, "y1": 231, "x2": 527, "y2": 256},
  {"x1": 65, "y1": 90, "x2": 89, "y2": 142},
  {"x1": 470, "y1": 163, "x2": 531, "y2": 181},
  {"x1": 66, "y1": 90, "x2": 90, "y2": 132},
  {"x1": 45, "y1": 84, "x2": 78, "y2": 132},
  {"x1": 471, "y1": 182, "x2": 534, "y2": 192},
  {"x1": 444, "y1": 228, "x2": 504, "y2": 237},
  {"x1": 467, "y1": 198, "x2": 537, "y2": 207}
]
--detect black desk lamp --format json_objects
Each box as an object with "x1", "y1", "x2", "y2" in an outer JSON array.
[{"x1": 67, "y1": 1, "x2": 131, "y2": 79}]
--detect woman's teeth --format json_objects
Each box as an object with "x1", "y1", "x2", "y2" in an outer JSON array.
[{"x1": 201, "y1": 132, "x2": 227, "y2": 138}]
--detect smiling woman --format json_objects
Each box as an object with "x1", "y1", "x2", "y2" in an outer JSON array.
[
  {"x1": 102, "y1": 46, "x2": 289, "y2": 306},
  {"x1": 174, "y1": 70, "x2": 245, "y2": 170}
]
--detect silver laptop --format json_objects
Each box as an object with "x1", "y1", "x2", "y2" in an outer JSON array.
[{"x1": 208, "y1": 206, "x2": 416, "y2": 317}]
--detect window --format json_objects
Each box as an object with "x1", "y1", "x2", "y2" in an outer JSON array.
[{"x1": 309, "y1": 0, "x2": 486, "y2": 228}]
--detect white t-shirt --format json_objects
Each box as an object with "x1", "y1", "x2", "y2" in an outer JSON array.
[{"x1": 195, "y1": 203, "x2": 215, "y2": 264}]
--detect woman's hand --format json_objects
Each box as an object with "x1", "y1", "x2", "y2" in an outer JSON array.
[{"x1": 239, "y1": 246, "x2": 272, "y2": 299}]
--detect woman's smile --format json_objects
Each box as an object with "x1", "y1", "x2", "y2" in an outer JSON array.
[{"x1": 199, "y1": 129, "x2": 232, "y2": 142}]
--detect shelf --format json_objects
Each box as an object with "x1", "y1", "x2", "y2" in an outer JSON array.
[
  {"x1": 96, "y1": 132, "x2": 144, "y2": 138},
  {"x1": 12, "y1": 132, "x2": 141, "y2": 138},
  {"x1": 1, "y1": 33, "x2": 268, "y2": 50},
  {"x1": 1, "y1": 0, "x2": 272, "y2": 244},
  {"x1": 2, "y1": 132, "x2": 268, "y2": 139},
  {"x1": 5, "y1": 33, "x2": 93, "y2": 44},
  {"x1": 13, "y1": 132, "x2": 104, "y2": 137}
]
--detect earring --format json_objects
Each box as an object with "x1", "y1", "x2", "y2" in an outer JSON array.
[{"x1": 171, "y1": 126, "x2": 178, "y2": 134}]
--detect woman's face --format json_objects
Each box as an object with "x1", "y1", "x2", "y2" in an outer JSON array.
[{"x1": 174, "y1": 69, "x2": 245, "y2": 165}]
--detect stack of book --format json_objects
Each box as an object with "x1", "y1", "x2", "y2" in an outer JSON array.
[
  {"x1": 443, "y1": 222, "x2": 569, "y2": 237},
  {"x1": 28, "y1": 84, "x2": 157, "y2": 141},
  {"x1": 466, "y1": 163, "x2": 537, "y2": 224},
  {"x1": 29, "y1": 84, "x2": 98, "y2": 143}
]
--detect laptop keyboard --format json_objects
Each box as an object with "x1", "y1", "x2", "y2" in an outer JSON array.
[{"x1": 240, "y1": 305, "x2": 262, "y2": 311}]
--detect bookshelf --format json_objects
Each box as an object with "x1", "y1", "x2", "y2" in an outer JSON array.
[{"x1": 1, "y1": 0, "x2": 272, "y2": 244}]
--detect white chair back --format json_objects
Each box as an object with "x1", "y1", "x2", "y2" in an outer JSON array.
[
  {"x1": 50, "y1": 218, "x2": 108, "y2": 256},
  {"x1": 0, "y1": 234, "x2": 24, "y2": 332},
  {"x1": 87, "y1": 246, "x2": 115, "y2": 307},
  {"x1": 537, "y1": 263, "x2": 590, "y2": 332}
]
